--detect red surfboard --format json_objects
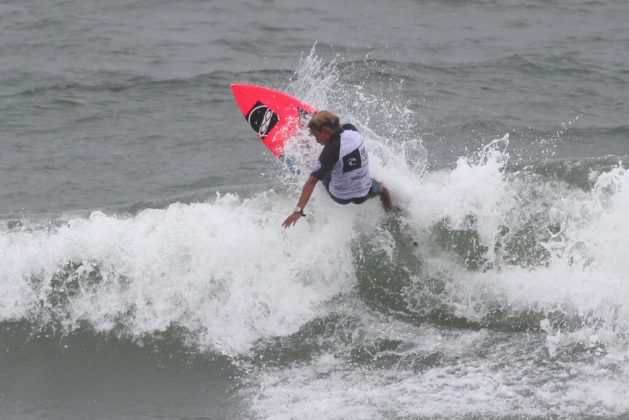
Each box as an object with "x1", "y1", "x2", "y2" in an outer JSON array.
[{"x1": 230, "y1": 84, "x2": 317, "y2": 157}]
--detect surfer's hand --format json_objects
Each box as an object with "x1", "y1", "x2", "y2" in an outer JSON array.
[{"x1": 282, "y1": 212, "x2": 301, "y2": 229}]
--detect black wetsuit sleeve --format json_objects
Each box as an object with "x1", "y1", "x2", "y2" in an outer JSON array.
[{"x1": 310, "y1": 140, "x2": 340, "y2": 181}]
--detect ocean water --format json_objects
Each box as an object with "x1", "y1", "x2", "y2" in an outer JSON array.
[{"x1": 2, "y1": 0, "x2": 629, "y2": 418}]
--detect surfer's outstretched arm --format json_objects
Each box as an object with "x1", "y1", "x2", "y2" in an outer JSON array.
[{"x1": 282, "y1": 175, "x2": 319, "y2": 228}]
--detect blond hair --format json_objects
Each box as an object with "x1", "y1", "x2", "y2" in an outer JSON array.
[{"x1": 308, "y1": 111, "x2": 340, "y2": 131}]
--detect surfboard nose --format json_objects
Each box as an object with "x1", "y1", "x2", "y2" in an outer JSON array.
[
  {"x1": 230, "y1": 83, "x2": 317, "y2": 158},
  {"x1": 230, "y1": 83, "x2": 253, "y2": 96}
]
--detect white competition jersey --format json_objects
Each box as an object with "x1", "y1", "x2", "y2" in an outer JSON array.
[{"x1": 311, "y1": 125, "x2": 372, "y2": 200}]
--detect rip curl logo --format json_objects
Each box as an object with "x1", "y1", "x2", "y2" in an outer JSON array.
[
  {"x1": 342, "y1": 148, "x2": 363, "y2": 173},
  {"x1": 246, "y1": 101, "x2": 280, "y2": 138}
]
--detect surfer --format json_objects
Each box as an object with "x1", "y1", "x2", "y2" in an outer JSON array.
[{"x1": 282, "y1": 110, "x2": 393, "y2": 228}]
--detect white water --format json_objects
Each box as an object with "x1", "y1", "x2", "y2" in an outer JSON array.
[{"x1": 1, "y1": 192, "x2": 382, "y2": 356}]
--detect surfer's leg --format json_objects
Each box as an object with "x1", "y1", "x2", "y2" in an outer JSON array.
[
  {"x1": 379, "y1": 184, "x2": 393, "y2": 211},
  {"x1": 366, "y1": 179, "x2": 394, "y2": 211}
]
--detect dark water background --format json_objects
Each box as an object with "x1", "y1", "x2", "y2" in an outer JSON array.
[{"x1": 2, "y1": 0, "x2": 629, "y2": 418}]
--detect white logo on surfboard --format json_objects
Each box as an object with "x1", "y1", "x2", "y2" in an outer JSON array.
[{"x1": 248, "y1": 104, "x2": 280, "y2": 138}]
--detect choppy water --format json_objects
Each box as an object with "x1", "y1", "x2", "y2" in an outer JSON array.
[{"x1": 2, "y1": 0, "x2": 629, "y2": 419}]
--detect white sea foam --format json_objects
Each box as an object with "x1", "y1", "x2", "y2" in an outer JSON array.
[
  {"x1": 0, "y1": 192, "x2": 386, "y2": 356},
  {"x1": 249, "y1": 299, "x2": 629, "y2": 419},
  {"x1": 251, "y1": 348, "x2": 629, "y2": 419}
]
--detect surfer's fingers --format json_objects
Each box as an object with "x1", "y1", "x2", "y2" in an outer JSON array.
[{"x1": 282, "y1": 215, "x2": 297, "y2": 228}]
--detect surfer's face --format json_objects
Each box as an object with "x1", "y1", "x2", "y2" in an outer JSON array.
[{"x1": 309, "y1": 126, "x2": 334, "y2": 145}]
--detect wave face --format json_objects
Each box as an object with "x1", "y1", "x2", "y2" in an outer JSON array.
[{"x1": 3, "y1": 50, "x2": 629, "y2": 419}]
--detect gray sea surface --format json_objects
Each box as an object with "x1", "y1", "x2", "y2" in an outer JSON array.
[{"x1": 2, "y1": 0, "x2": 629, "y2": 419}]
